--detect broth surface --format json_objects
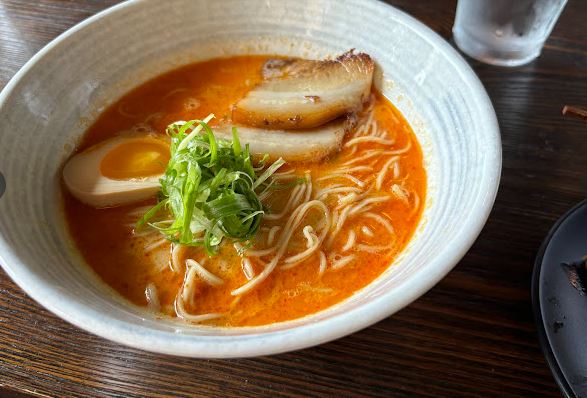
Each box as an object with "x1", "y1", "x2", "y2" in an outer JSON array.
[{"x1": 63, "y1": 56, "x2": 426, "y2": 327}]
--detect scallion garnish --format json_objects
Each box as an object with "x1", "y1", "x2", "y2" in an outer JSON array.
[{"x1": 137, "y1": 114, "x2": 285, "y2": 254}]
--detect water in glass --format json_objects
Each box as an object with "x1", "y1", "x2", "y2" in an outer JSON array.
[{"x1": 453, "y1": 0, "x2": 567, "y2": 66}]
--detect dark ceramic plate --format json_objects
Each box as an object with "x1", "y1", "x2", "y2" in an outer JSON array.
[{"x1": 533, "y1": 199, "x2": 587, "y2": 398}]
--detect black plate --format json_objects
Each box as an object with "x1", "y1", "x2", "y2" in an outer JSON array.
[{"x1": 533, "y1": 199, "x2": 587, "y2": 398}]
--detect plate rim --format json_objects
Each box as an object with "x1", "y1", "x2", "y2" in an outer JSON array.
[{"x1": 531, "y1": 198, "x2": 587, "y2": 398}]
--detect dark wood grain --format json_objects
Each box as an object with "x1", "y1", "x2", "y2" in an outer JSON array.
[{"x1": 1, "y1": 0, "x2": 585, "y2": 396}]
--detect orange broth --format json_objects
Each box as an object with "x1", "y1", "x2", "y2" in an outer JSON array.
[{"x1": 63, "y1": 55, "x2": 426, "y2": 327}]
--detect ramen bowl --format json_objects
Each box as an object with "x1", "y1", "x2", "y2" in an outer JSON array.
[{"x1": 0, "y1": 0, "x2": 500, "y2": 357}]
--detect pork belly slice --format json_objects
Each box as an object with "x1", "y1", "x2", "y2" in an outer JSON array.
[
  {"x1": 216, "y1": 118, "x2": 353, "y2": 162},
  {"x1": 232, "y1": 51, "x2": 374, "y2": 130}
]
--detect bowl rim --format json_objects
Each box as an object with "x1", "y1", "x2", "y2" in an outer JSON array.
[{"x1": 0, "y1": 0, "x2": 501, "y2": 357}]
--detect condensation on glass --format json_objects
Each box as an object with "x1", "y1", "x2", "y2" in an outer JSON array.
[{"x1": 453, "y1": 0, "x2": 567, "y2": 67}]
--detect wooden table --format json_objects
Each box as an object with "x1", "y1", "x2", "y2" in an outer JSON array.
[{"x1": 1, "y1": 0, "x2": 585, "y2": 396}]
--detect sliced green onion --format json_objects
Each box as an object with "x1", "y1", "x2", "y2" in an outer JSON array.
[
  {"x1": 177, "y1": 113, "x2": 215, "y2": 151},
  {"x1": 253, "y1": 157, "x2": 285, "y2": 190},
  {"x1": 231, "y1": 127, "x2": 241, "y2": 156},
  {"x1": 139, "y1": 114, "x2": 285, "y2": 254}
]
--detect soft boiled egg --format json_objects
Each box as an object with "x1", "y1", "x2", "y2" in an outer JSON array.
[{"x1": 63, "y1": 135, "x2": 169, "y2": 208}]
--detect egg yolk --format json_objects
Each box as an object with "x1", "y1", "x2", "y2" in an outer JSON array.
[{"x1": 100, "y1": 139, "x2": 169, "y2": 180}]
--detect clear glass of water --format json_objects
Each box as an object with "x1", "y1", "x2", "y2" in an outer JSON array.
[{"x1": 452, "y1": 0, "x2": 567, "y2": 67}]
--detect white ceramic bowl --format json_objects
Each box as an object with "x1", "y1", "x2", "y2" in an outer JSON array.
[{"x1": 0, "y1": 0, "x2": 500, "y2": 357}]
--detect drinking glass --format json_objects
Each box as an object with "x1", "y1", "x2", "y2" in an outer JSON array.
[{"x1": 452, "y1": 0, "x2": 567, "y2": 67}]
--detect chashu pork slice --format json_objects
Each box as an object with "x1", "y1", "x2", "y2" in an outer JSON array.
[
  {"x1": 232, "y1": 51, "x2": 374, "y2": 130},
  {"x1": 216, "y1": 118, "x2": 353, "y2": 162}
]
